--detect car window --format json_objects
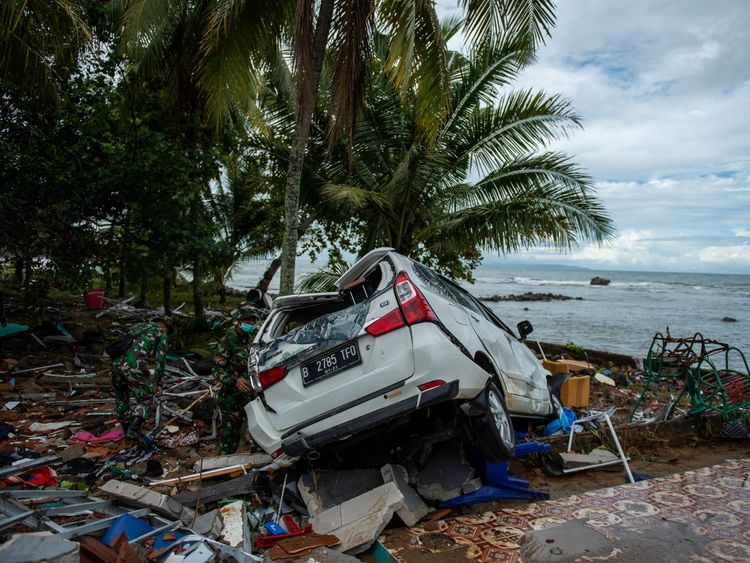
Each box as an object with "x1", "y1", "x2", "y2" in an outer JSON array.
[
  {"x1": 478, "y1": 302, "x2": 516, "y2": 337},
  {"x1": 342, "y1": 258, "x2": 395, "y2": 304},
  {"x1": 410, "y1": 261, "x2": 456, "y2": 303},
  {"x1": 441, "y1": 278, "x2": 487, "y2": 317}
]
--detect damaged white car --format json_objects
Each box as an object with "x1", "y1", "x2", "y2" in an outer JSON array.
[{"x1": 245, "y1": 248, "x2": 564, "y2": 466}]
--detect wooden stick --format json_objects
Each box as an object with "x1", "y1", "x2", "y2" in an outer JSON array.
[{"x1": 148, "y1": 464, "x2": 253, "y2": 486}]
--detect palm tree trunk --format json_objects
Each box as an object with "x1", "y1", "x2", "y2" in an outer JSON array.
[
  {"x1": 163, "y1": 265, "x2": 172, "y2": 315},
  {"x1": 278, "y1": 0, "x2": 334, "y2": 295},
  {"x1": 139, "y1": 266, "x2": 149, "y2": 306},
  {"x1": 259, "y1": 257, "x2": 282, "y2": 293},
  {"x1": 193, "y1": 255, "x2": 204, "y2": 323}
]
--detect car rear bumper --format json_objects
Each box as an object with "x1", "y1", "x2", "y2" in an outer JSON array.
[
  {"x1": 281, "y1": 380, "x2": 459, "y2": 456},
  {"x1": 245, "y1": 322, "x2": 490, "y2": 456}
]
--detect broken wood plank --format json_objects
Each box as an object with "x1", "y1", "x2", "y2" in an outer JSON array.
[{"x1": 173, "y1": 472, "x2": 262, "y2": 507}]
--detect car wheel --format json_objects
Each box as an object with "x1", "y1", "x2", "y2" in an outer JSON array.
[{"x1": 472, "y1": 381, "x2": 515, "y2": 463}]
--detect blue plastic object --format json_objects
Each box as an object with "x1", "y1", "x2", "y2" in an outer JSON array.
[
  {"x1": 100, "y1": 514, "x2": 186, "y2": 549},
  {"x1": 0, "y1": 323, "x2": 28, "y2": 338},
  {"x1": 440, "y1": 442, "x2": 551, "y2": 507},
  {"x1": 542, "y1": 407, "x2": 577, "y2": 437},
  {"x1": 264, "y1": 521, "x2": 286, "y2": 535}
]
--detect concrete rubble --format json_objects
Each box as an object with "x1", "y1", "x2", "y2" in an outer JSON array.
[
  {"x1": 380, "y1": 463, "x2": 430, "y2": 527},
  {"x1": 416, "y1": 441, "x2": 476, "y2": 502},
  {"x1": 310, "y1": 482, "x2": 404, "y2": 554},
  {"x1": 100, "y1": 478, "x2": 196, "y2": 524}
]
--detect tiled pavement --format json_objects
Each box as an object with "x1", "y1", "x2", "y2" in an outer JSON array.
[{"x1": 381, "y1": 458, "x2": 750, "y2": 562}]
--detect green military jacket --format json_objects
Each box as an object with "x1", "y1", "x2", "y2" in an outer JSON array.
[
  {"x1": 213, "y1": 325, "x2": 251, "y2": 387},
  {"x1": 114, "y1": 322, "x2": 168, "y2": 383}
]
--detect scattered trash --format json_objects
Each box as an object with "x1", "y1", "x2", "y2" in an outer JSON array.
[
  {"x1": 0, "y1": 289, "x2": 735, "y2": 562},
  {"x1": 594, "y1": 372, "x2": 616, "y2": 386}
]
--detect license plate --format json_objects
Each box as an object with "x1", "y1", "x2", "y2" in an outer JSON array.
[{"x1": 301, "y1": 341, "x2": 362, "y2": 386}]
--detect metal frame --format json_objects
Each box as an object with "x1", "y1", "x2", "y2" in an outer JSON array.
[{"x1": 565, "y1": 410, "x2": 635, "y2": 483}]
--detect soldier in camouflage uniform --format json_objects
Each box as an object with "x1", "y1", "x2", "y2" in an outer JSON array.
[
  {"x1": 214, "y1": 306, "x2": 266, "y2": 454},
  {"x1": 111, "y1": 317, "x2": 172, "y2": 441}
]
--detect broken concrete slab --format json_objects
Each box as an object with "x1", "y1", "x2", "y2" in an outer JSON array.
[
  {"x1": 191, "y1": 508, "x2": 223, "y2": 539},
  {"x1": 380, "y1": 464, "x2": 429, "y2": 527},
  {"x1": 191, "y1": 453, "x2": 271, "y2": 472},
  {"x1": 416, "y1": 441, "x2": 475, "y2": 502},
  {"x1": 299, "y1": 469, "x2": 384, "y2": 517},
  {"x1": 0, "y1": 532, "x2": 79, "y2": 562},
  {"x1": 219, "y1": 500, "x2": 250, "y2": 552},
  {"x1": 311, "y1": 482, "x2": 404, "y2": 554},
  {"x1": 99, "y1": 479, "x2": 194, "y2": 525},
  {"x1": 560, "y1": 448, "x2": 622, "y2": 468}
]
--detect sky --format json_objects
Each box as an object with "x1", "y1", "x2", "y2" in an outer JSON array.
[{"x1": 437, "y1": 0, "x2": 750, "y2": 274}]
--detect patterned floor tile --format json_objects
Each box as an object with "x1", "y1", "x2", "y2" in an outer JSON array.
[{"x1": 382, "y1": 458, "x2": 750, "y2": 562}]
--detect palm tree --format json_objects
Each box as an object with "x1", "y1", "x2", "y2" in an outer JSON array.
[
  {"x1": 319, "y1": 31, "x2": 614, "y2": 281},
  {"x1": 275, "y1": 0, "x2": 559, "y2": 294},
  {"x1": 116, "y1": 1, "x2": 559, "y2": 295},
  {"x1": 0, "y1": 0, "x2": 90, "y2": 105}
]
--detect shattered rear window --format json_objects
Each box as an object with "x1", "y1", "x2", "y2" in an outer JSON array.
[{"x1": 257, "y1": 300, "x2": 370, "y2": 370}]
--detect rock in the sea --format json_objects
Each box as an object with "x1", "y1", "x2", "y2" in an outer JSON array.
[
  {"x1": 480, "y1": 292, "x2": 582, "y2": 302},
  {"x1": 590, "y1": 276, "x2": 610, "y2": 286},
  {"x1": 722, "y1": 316, "x2": 738, "y2": 322}
]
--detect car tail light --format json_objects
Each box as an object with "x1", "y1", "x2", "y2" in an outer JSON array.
[
  {"x1": 418, "y1": 380, "x2": 446, "y2": 392},
  {"x1": 365, "y1": 308, "x2": 405, "y2": 336},
  {"x1": 259, "y1": 365, "x2": 286, "y2": 389},
  {"x1": 395, "y1": 272, "x2": 437, "y2": 324},
  {"x1": 365, "y1": 272, "x2": 438, "y2": 337},
  {"x1": 272, "y1": 448, "x2": 284, "y2": 459}
]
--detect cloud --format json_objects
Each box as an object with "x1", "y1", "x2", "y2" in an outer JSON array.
[{"x1": 436, "y1": 1, "x2": 750, "y2": 273}]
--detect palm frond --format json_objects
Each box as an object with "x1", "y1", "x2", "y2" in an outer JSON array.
[
  {"x1": 297, "y1": 260, "x2": 351, "y2": 293},
  {"x1": 450, "y1": 90, "x2": 582, "y2": 175},
  {"x1": 0, "y1": 0, "x2": 90, "y2": 104},
  {"x1": 377, "y1": 0, "x2": 450, "y2": 141},
  {"x1": 327, "y1": 0, "x2": 374, "y2": 155},
  {"x1": 443, "y1": 33, "x2": 531, "y2": 136},
  {"x1": 198, "y1": 0, "x2": 292, "y2": 127},
  {"x1": 321, "y1": 182, "x2": 390, "y2": 210},
  {"x1": 459, "y1": 0, "x2": 555, "y2": 51}
]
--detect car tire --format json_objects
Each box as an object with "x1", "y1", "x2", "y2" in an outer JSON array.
[{"x1": 472, "y1": 381, "x2": 515, "y2": 463}]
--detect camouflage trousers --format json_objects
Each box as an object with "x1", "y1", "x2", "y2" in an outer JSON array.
[
  {"x1": 111, "y1": 365, "x2": 156, "y2": 429},
  {"x1": 217, "y1": 383, "x2": 253, "y2": 454}
]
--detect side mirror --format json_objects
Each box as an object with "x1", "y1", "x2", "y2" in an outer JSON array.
[{"x1": 517, "y1": 320, "x2": 533, "y2": 340}]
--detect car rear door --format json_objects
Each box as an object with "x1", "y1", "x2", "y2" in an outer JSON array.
[
  {"x1": 452, "y1": 288, "x2": 551, "y2": 415},
  {"x1": 257, "y1": 255, "x2": 416, "y2": 431}
]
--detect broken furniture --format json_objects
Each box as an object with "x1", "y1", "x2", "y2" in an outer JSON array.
[
  {"x1": 565, "y1": 409, "x2": 635, "y2": 484},
  {"x1": 441, "y1": 441, "x2": 551, "y2": 507},
  {"x1": 630, "y1": 330, "x2": 750, "y2": 423}
]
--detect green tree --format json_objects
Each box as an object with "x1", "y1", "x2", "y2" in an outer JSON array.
[
  {"x1": 317, "y1": 30, "x2": 613, "y2": 281},
  {"x1": 0, "y1": 0, "x2": 90, "y2": 106},
  {"x1": 277, "y1": 0, "x2": 556, "y2": 294}
]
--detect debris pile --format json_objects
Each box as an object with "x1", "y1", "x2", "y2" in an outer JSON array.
[{"x1": 1, "y1": 294, "x2": 746, "y2": 561}]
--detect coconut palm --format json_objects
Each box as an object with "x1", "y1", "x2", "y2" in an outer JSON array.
[
  {"x1": 275, "y1": 0, "x2": 558, "y2": 294},
  {"x1": 0, "y1": 0, "x2": 90, "y2": 105},
  {"x1": 319, "y1": 31, "x2": 614, "y2": 281},
  {"x1": 115, "y1": 1, "x2": 559, "y2": 294}
]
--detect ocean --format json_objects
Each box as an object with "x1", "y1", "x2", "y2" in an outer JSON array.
[{"x1": 231, "y1": 260, "x2": 750, "y2": 357}]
